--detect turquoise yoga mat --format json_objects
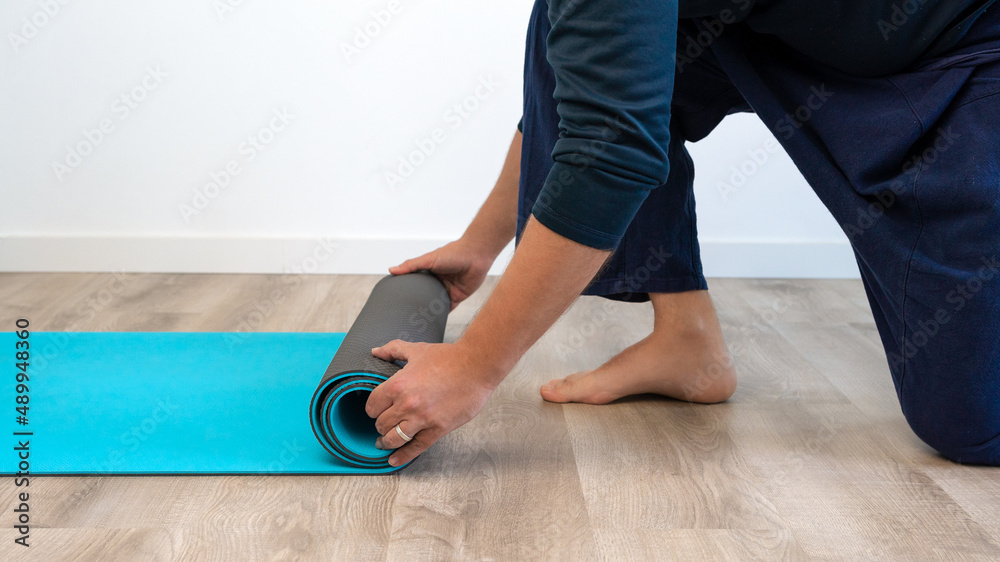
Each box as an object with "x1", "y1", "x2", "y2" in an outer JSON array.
[
  {"x1": 1, "y1": 273, "x2": 451, "y2": 476},
  {"x1": 0, "y1": 331, "x2": 397, "y2": 475}
]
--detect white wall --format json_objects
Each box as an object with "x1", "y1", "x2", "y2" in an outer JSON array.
[{"x1": 0, "y1": 0, "x2": 857, "y2": 278}]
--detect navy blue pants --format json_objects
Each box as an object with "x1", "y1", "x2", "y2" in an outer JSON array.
[{"x1": 518, "y1": 1, "x2": 1000, "y2": 465}]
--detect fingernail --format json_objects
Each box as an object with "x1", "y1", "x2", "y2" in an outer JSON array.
[
  {"x1": 375, "y1": 439, "x2": 386, "y2": 450},
  {"x1": 371, "y1": 347, "x2": 378, "y2": 353},
  {"x1": 387, "y1": 457, "x2": 399, "y2": 467}
]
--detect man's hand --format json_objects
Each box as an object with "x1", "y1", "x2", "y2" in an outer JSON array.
[
  {"x1": 367, "y1": 218, "x2": 609, "y2": 466},
  {"x1": 389, "y1": 241, "x2": 493, "y2": 311},
  {"x1": 388, "y1": 130, "x2": 522, "y2": 309},
  {"x1": 365, "y1": 340, "x2": 499, "y2": 466}
]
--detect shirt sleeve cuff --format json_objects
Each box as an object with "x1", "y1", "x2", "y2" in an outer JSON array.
[{"x1": 530, "y1": 162, "x2": 653, "y2": 250}]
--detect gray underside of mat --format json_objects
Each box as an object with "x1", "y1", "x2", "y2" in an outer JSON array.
[{"x1": 319, "y1": 272, "x2": 450, "y2": 382}]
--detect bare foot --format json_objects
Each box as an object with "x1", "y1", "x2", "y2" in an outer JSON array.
[{"x1": 540, "y1": 291, "x2": 736, "y2": 405}]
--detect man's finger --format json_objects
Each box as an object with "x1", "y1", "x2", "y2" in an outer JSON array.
[
  {"x1": 388, "y1": 254, "x2": 430, "y2": 275},
  {"x1": 373, "y1": 405, "x2": 402, "y2": 435},
  {"x1": 371, "y1": 339, "x2": 413, "y2": 362},
  {"x1": 388, "y1": 429, "x2": 440, "y2": 467},
  {"x1": 446, "y1": 288, "x2": 465, "y2": 311},
  {"x1": 373, "y1": 381, "x2": 425, "y2": 434},
  {"x1": 375, "y1": 420, "x2": 418, "y2": 450},
  {"x1": 365, "y1": 381, "x2": 394, "y2": 419}
]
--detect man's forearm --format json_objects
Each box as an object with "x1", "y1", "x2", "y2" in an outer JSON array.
[
  {"x1": 461, "y1": 130, "x2": 522, "y2": 260},
  {"x1": 456, "y1": 216, "x2": 610, "y2": 385}
]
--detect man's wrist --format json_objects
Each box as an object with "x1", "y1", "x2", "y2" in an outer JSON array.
[
  {"x1": 452, "y1": 332, "x2": 514, "y2": 390},
  {"x1": 459, "y1": 229, "x2": 509, "y2": 264}
]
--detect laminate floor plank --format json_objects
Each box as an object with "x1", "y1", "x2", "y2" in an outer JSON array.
[{"x1": 0, "y1": 274, "x2": 997, "y2": 561}]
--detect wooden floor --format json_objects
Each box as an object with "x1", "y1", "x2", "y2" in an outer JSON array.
[{"x1": 1, "y1": 273, "x2": 998, "y2": 561}]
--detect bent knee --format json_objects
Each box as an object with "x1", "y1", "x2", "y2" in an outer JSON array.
[
  {"x1": 904, "y1": 411, "x2": 1000, "y2": 466},
  {"x1": 897, "y1": 356, "x2": 1000, "y2": 465}
]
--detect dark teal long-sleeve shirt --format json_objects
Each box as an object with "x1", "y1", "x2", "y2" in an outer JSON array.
[
  {"x1": 528, "y1": 0, "x2": 994, "y2": 250},
  {"x1": 530, "y1": 0, "x2": 679, "y2": 250}
]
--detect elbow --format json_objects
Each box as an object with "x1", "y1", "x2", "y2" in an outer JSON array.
[
  {"x1": 647, "y1": 147, "x2": 671, "y2": 186},
  {"x1": 552, "y1": 134, "x2": 672, "y2": 190},
  {"x1": 637, "y1": 125, "x2": 672, "y2": 186}
]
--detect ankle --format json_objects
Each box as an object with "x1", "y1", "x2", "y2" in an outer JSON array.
[{"x1": 651, "y1": 317, "x2": 718, "y2": 349}]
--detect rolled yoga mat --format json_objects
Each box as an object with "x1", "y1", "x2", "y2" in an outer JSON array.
[
  {"x1": 309, "y1": 272, "x2": 449, "y2": 469},
  {"x1": 0, "y1": 272, "x2": 449, "y2": 475}
]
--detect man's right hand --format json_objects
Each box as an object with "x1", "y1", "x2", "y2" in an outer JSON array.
[
  {"x1": 389, "y1": 130, "x2": 521, "y2": 310},
  {"x1": 389, "y1": 240, "x2": 494, "y2": 310}
]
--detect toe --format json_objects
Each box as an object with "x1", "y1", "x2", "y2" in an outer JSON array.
[
  {"x1": 541, "y1": 372, "x2": 618, "y2": 405},
  {"x1": 540, "y1": 378, "x2": 572, "y2": 403}
]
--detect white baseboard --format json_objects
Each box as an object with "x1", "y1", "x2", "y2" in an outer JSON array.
[{"x1": 0, "y1": 235, "x2": 859, "y2": 279}]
